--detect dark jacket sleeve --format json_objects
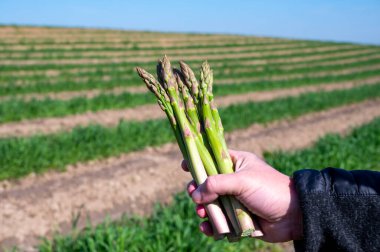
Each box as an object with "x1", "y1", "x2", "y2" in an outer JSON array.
[{"x1": 292, "y1": 167, "x2": 380, "y2": 252}]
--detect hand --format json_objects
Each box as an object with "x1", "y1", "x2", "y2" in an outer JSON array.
[{"x1": 182, "y1": 150, "x2": 303, "y2": 242}]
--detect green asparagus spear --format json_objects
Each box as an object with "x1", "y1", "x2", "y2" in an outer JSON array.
[{"x1": 199, "y1": 61, "x2": 256, "y2": 237}]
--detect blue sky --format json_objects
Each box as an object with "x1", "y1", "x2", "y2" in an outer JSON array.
[{"x1": 1, "y1": 0, "x2": 379, "y2": 45}]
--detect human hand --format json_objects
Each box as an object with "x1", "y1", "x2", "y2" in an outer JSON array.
[{"x1": 182, "y1": 150, "x2": 303, "y2": 242}]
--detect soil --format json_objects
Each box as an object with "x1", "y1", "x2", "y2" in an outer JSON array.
[
  {"x1": 1, "y1": 48, "x2": 375, "y2": 79},
  {"x1": 7, "y1": 57, "x2": 380, "y2": 88},
  {"x1": 215, "y1": 63, "x2": 380, "y2": 85},
  {"x1": 0, "y1": 44, "x2": 357, "y2": 66},
  {"x1": 0, "y1": 76, "x2": 378, "y2": 138},
  {"x1": 0, "y1": 43, "x2": 310, "y2": 60},
  {"x1": 2, "y1": 65, "x2": 378, "y2": 102},
  {"x1": 1, "y1": 100, "x2": 379, "y2": 250}
]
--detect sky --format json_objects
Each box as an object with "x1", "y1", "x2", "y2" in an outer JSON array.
[{"x1": 0, "y1": 0, "x2": 379, "y2": 45}]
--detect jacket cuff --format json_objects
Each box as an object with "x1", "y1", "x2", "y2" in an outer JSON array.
[{"x1": 292, "y1": 168, "x2": 380, "y2": 252}]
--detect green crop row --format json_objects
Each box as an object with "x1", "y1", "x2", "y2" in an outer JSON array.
[
  {"x1": 0, "y1": 36, "x2": 289, "y2": 48},
  {"x1": 3, "y1": 53, "x2": 380, "y2": 93},
  {"x1": 0, "y1": 40, "x2": 320, "y2": 57},
  {"x1": 265, "y1": 117, "x2": 380, "y2": 173},
  {"x1": 0, "y1": 39, "x2": 300, "y2": 57},
  {"x1": 1, "y1": 45, "x2": 373, "y2": 72},
  {"x1": 1, "y1": 83, "x2": 379, "y2": 180},
  {"x1": 2, "y1": 48, "x2": 376, "y2": 83},
  {"x1": 1, "y1": 41, "x2": 347, "y2": 62},
  {"x1": 38, "y1": 192, "x2": 272, "y2": 252},
  {"x1": 1, "y1": 68, "x2": 379, "y2": 123},
  {"x1": 37, "y1": 116, "x2": 380, "y2": 252},
  {"x1": 1, "y1": 49, "x2": 378, "y2": 97},
  {"x1": 2, "y1": 52, "x2": 379, "y2": 89}
]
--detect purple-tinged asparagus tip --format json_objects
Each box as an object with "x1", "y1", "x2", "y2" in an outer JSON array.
[{"x1": 183, "y1": 125, "x2": 192, "y2": 138}]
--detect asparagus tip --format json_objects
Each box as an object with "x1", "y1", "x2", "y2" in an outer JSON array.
[{"x1": 161, "y1": 55, "x2": 177, "y2": 89}]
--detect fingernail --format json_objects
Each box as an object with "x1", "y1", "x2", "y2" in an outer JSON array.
[
  {"x1": 192, "y1": 189, "x2": 201, "y2": 203},
  {"x1": 199, "y1": 224, "x2": 205, "y2": 232}
]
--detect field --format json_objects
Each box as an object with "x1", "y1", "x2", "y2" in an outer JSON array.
[{"x1": 0, "y1": 26, "x2": 380, "y2": 251}]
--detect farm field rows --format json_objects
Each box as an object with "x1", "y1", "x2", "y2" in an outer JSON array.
[
  {"x1": 38, "y1": 117, "x2": 380, "y2": 251},
  {"x1": 0, "y1": 26, "x2": 379, "y2": 251}
]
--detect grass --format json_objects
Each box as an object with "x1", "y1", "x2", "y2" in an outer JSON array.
[
  {"x1": 1, "y1": 49, "x2": 376, "y2": 82},
  {"x1": 265, "y1": 117, "x2": 380, "y2": 173},
  {"x1": 0, "y1": 49, "x2": 378, "y2": 97},
  {"x1": 2, "y1": 52, "x2": 380, "y2": 87},
  {"x1": 37, "y1": 117, "x2": 380, "y2": 252},
  {"x1": 38, "y1": 193, "x2": 275, "y2": 252},
  {"x1": 0, "y1": 45, "x2": 372, "y2": 72},
  {"x1": 1, "y1": 43, "x2": 336, "y2": 61},
  {"x1": 0, "y1": 92, "x2": 155, "y2": 123},
  {"x1": 1, "y1": 83, "x2": 379, "y2": 180},
  {"x1": 1, "y1": 41, "x2": 318, "y2": 56},
  {"x1": 0, "y1": 70, "x2": 379, "y2": 123},
  {"x1": 0, "y1": 36, "x2": 300, "y2": 49}
]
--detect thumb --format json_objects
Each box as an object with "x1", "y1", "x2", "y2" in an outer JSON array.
[{"x1": 192, "y1": 173, "x2": 244, "y2": 204}]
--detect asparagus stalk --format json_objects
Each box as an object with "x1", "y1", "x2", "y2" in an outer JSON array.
[
  {"x1": 138, "y1": 56, "x2": 230, "y2": 236},
  {"x1": 199, "y1": 61, "x2": 258, "y2": 237},
  {"x1": 137, "y1": 56, "x2": 263, "y2": 240},
  {"x1": 136, "y1": 67, "x2": 188, "y2": 161}
]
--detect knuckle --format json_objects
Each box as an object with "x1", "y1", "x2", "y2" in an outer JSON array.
[{"x1": 204, "y1": 176, "x2": 217, "y2": 193}]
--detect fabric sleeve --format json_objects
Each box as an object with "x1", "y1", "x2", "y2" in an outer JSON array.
[{"x1": 292, "y1": 167, "x2": 380, "y2": 252}]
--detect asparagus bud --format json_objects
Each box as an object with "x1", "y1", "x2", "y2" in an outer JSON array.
[{"x1": 179, "y1": 61, "x2": 200, "y2": 102}]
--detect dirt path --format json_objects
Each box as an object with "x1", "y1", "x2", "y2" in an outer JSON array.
[
  {"x1": 1, "y1": 54, "x2": 378, "y2": 101},
  {"x1": 1, "y1": 99, "x2": 379, "y2": 250},
  {"x1": 219, "y1": 53, "x2": 380, "y2": 75},
  {"x1": 0, "y1": 42, "x2": 308, "y2": 60},
  {"x1": 0, "y1": 37, "x2": 281, "y2": 52},
  {"x1": 5, "y1": 57, "x2": 377, "y2": 101},
  {"x1": 2, "y1": 47, "x2": 376, "y2": 78},
  {"x1": 5, "y1": 56, "x2": 379, "y2": 90},
  {"x1": 216, "y1": 63, "x2": 380, "y2": 85},
  {"x1": 0, "y1": 76, "x2": 378, "y2": 138},
  {"x1": 237, "y1": 48, "x2": 378, "y2": 66},
  {"x1": 0, "y1": 44, "x2": 357, "y2": 66}
]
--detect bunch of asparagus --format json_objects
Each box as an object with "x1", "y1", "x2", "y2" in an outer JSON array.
[{"x1": 136, "y1": 56, "x2": 262, "y2": 241}]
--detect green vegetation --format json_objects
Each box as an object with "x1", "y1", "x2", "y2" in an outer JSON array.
[
  {"x1": 2, "y1": 53, "x2": 379, "y2": 88},
  {"x1": 1, "y1": 68, "x2": 379, "y2": 123},
  {"x1": 38, "y1": 116, "x2": 380, "y2": 251},
  {"x1": 38, "y1": 193, "x2": 274, "y2": 252},
  {"x1": 0, "y1": 45, "x2": 371, "y2": 72},
  {"x1": 265, "y1": 117, "x2": 380, "y2": 173},
  {"x1": 0, "y1": 92, "x2": 154, "y2": 123},
  {"x1": 0, "y1": 41, "x2": 320, "y2": 58},
  {"x1": 1, "y1": 83, "x2": 379, "y2": 180},
  {"x1": 1, "y1": 49, "x2": 378, "y2": 96},
  {"x1": 1, "y1": 50, "x2": 377, "y2": 83}
]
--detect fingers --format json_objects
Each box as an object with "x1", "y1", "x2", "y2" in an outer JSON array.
[
  {"x1": 196, "y1": 204, "x2": 207, "y2": 218},
  {"x1": 228, "y1": 149, "x2": 240, "y2": 163},
  {"x1": 187, "y1": 180, "x2": 197, "y2": 196},
  {"x1": 181, "y1": 160, "x2": 189, "y2": 172},
  {"x1": 199, "y1": 221, "x2": 213, "y2": 236},
  {"x1": 192, "y1": 174, "x2": 243, "y2": 204},
  {"x1": 187, "y1": 181, "x2": 208, "y2": 218}
]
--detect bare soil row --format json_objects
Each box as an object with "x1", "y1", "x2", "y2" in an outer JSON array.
[
  {"x1": 2, "y1": 48, "x2": 375, "y2": 78},
  {"x1": 0, "y1": 76, "x2": 378, "y2": 138},
  {"x1": 3, "y1": 58, "x2": 378, "y2": 102},
  {"x1": 0, "y1": 37, "x2": 282, "y2": 51},
  {"x1": 7, "y1": 55, "x2": 379, "y2": 88},
  {"x1": 1, "y1": 100, "x2": 379, "y2": 249},
  {"x1": 0, "y1": 44, "x2": 357, "y2": 66},
  {"x1": 0, "y1": 42, "x2": 311, "y2": 60}
]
